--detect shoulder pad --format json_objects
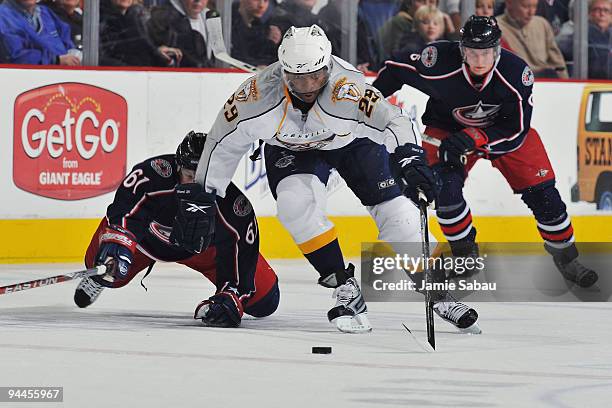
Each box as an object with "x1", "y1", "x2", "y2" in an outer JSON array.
[
  {"x1": 147, "y1": 155, "x2": 175, "y2": 179},
  {"x1": 498, "y1": 49, "x2": 534, "y2": 88},
  {"x1": 319, "y1": 56, "x2": 366, "y2": 117},
  {"x1": 414, "y1": 41, "x2": 462, "y2": 75}
]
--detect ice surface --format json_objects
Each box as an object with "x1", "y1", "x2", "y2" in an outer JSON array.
[{"x1": 1, "y1": 260, "x2": 611, "y2": 408}]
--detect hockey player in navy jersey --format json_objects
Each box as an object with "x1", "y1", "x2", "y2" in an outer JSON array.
[
  {"x1": 373, "y1": 15, "x2": 598, "y2": 287},
  {"x1": 170, "y1": 25, "x2": 480, "y2": 334},
  {"x1": 74, "y1": 131, "x2": 280, "y2": 328}
]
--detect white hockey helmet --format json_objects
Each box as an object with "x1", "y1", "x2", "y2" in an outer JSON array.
[{"x1": 278, "y1": 24, "x2": 332, "y2": 74}]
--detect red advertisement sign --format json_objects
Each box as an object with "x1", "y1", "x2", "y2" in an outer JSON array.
[{"x1": 13, "y1": 83, "x2": 128, "y2": 200}]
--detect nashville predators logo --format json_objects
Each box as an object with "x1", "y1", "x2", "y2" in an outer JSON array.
[
  {"x1": 332, "y1": 77, "x2": 361, "y2": 103},
  {"x1": 235, "y1": 79, "x2": 258, "y2": 102},
  {"x1": 452, "y1": 101, "x2": 502, "y2": 128}
]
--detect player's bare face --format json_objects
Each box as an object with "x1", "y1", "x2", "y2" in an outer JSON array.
[
  {"x1": 464, "y1": 47, "x2": 496, "y2": 76},
  {"x1": 283, "y1": 67, "x2": 330, "y2": 103},
  {"x1": 179, "y1": 168, "x2": 196, "y2": 184}
]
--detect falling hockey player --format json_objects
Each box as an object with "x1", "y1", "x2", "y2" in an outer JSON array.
[
  {"x1": 373, "y1": 15, "x2": 598, "y2": 287},
  {"x1": 170, "y1": 24, "x2": 480, "y2": 333},
  {"x1": 75, "y1": 131, "x2": 280, "y2": 328}
]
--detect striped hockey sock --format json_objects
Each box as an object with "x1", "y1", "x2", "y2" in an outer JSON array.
[
  {"x1": 436, "y1": 201, "x2": 475, "y2": 243},
  {"x1": 537, "y1": 212, "x2": 575, "y2": 248}
]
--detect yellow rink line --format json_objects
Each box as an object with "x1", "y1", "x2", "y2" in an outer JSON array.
[{"x1": 0, "y1": 216, "x2": 610, "y2": 263}]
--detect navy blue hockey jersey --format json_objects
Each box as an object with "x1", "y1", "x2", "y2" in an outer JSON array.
[
  {"x1": 106, "y1": 154, "x2": 259, "y2": 290},
  {"x1": 373, "y1": 41, "x2": 536, "y2": 155}
]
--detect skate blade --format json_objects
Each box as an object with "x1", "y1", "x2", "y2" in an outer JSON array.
[
  {"x1": 333, "y1": 314, "x2": 372, "y2": 334},
  {"x1": 458, "y1": 322, "x2": 482, "y2": 335}
]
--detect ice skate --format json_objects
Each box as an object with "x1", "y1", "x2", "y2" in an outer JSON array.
[
  {"x1": 319, "y1": 264, "x2": 372, "y2": 333},
  {"x1": 545, "y1": 243, "x2": 599, "y2": 288},
  {"x1": 433, "y1": 299, "x2": 481, "y2": 334},
  {"x1": 74, "y1": 276, "x2": 105, "y2": 308},
  {"x1": 553, "y1": 258, "x2": 598, "y2": 288}
]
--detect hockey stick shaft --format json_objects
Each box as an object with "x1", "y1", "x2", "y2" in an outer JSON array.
[
  {"x1": 0, "y1": 266, "x2": 103, "y2": 295},
  {"x1": 418, "y1": 191, "x2": 436, "y2": 350},
  {"x1": 204, "y1": 11, "x2": 261, "y2": 73}
]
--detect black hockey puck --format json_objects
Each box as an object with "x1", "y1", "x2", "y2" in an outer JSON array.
[{"x1": 312, "y1": 346, "x2": 332, "y2": 354}]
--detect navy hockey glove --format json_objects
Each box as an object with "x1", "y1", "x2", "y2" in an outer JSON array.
[
  {"x1": 390, "y1": 143, "x2": 437, "y2": 204},
  {"x1": 94, "y1": 225, "x2": 137, "y2": 287},
  {"x1": 438, "y1": 127, "x2": 488, "y2": 166},
  {"x1": 170, "y1": 183, "x2": 216, "y2": 254},
  {"x1": 194, "y1": 287, "x2": 244, "y2": 328}
]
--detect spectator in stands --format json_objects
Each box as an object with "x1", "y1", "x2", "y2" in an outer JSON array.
[
  {"x1": 424, "y1": 0, "x2": 457, "y2": 38},
  {"x1": 587, "y1": 0, "x2": 611, "y2": 79},
  {"x1": 148, "y1": 0, "x2": 215, "y2": 68},
  {"x1": 40, "y1": 0, "x2": 83, "y2": 50},
  {"x1": 396, "y1": 5, "x2": 445, "y2": 56},
  {"x1": 231, "y1": 0, "x2": 281, "y2": 67},
  {"x1": 498, "y1": 0, "x2": 569, "y2": 78},
  {"x1": 438, "y1": 0, "x2": 461, "y2": 30},
  {"x1": 536, "y1": 0, "x2": 570, "y2": 35},
  {"x1": 100, "y1": 0, "x2": 182, "y2": 67},
  {"x1": 0, "y1": 0, "x2": 81, "y2": 65},
  {"x1": 379, "y1": 0, "x2": 456, "y2": 61},
  {"x1": 378, "y1": 0, "x2": 424, "y2": 60},
  {"x1": 268, "y1": 0, "x2": 319, "y2": 36},
  {"x1": 0, "y1": 32, "x2": 10, "y2": 62},
  {"x1": 317, "y1": 0, "x2": 376, "y2": 72},
  {"x1": 476, "y1": 0, "x2": 496, "y2": 17}
]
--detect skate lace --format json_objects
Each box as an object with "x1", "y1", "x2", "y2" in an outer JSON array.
[
  {"x1": 333, "y1": 282, "x2": 357, "y2": 305},
  {"x1": 441, "y1": 302, "x2": 469, "y2": 323},
  {"x1": 79, "y1": 277, "x2": 104, "y2": 298}
]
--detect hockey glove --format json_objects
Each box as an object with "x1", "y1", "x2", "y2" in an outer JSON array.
[
  {"x1": 438, "y1": 127, "x2": 488, "y2": 166},
  {"x1": 94, "y1": 225, "x2": 137, "y2": 287},
  {"x1": 390, "y1": 143, "x2": 437, "y2": 205},
  {"x1": 169, "y1": 183, "x2": 216, "y2": 254},
  {"x1": 194, "y1": 287, "x2": 244, "y2": 328}
]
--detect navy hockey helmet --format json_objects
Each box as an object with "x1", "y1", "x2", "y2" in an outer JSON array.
[
  {"x1": 176, "y1": 131, "x2": 206, "y2": 171},
  {"x1": 460, "y1": 15, "x2": 502, "y2": 49}
]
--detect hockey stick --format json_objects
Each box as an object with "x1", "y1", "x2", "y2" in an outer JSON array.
[
  {"x1": 418, "y1": 191, "x2": 436, "y2": 350},
  {"x1": 205, "y1": 10, "x2": 260, "y2": 73},
  {"x1": 0, "y1": 266, "x2": 103, "y2": 295}
]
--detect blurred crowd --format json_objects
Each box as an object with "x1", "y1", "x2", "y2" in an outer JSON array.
[{"x1": 0, "y1": 0, "x2": 610, "y2": 79}]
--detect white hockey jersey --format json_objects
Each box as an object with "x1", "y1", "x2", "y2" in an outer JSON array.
[{"x1": 196, "y1": 56, "x2": 422, "y2": 196}]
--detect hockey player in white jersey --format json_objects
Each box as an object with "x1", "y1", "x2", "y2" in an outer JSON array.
[{"x1": 171, "y1": 25, "x2": 479, "y2": 333}]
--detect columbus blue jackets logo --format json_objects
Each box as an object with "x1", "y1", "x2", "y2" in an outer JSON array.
[
  {"x1": 421, "y1": 46, "x2": 438, "y2": 68},
  {"x1": 452, "y1": 101, "x2": 502, "y2": 128},
  {"x1": 151, "y1": 159, "x2": 173, "y2": 178},
  {"x1": 522, "y1": 66, "x2": 535, "y2": 86},
  {"x1": 233, "y1": 195, "x2": 253, "y2": 217}
]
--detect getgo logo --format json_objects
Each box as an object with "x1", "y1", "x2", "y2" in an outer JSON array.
[{"x1": 13, "y1": 83, "x2": 128, "y2": 200}]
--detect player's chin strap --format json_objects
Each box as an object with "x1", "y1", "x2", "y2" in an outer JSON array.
[{"x1": 139, "y1": 261, "x2": 156, "y2": 291}]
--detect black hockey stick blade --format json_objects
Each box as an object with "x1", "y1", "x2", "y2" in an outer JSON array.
[{"x1": 402, "y1": 323, "x2": 434, "y2": 352}]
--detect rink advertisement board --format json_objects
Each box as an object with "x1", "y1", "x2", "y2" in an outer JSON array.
[{"x1": 13, "y1": 83, "x2": 128, "y2": 200}]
